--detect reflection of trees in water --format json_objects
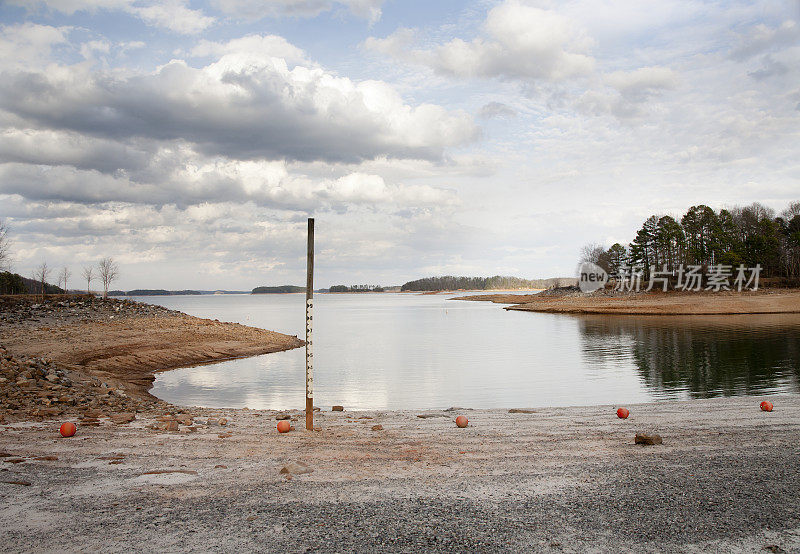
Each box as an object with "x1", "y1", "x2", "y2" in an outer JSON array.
[{"x1": 578, "y1": 315, "x2": 800, "y2": 398}]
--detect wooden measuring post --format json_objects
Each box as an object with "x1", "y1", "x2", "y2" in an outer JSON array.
[{"x1": 305, "y1": 218, "x2": 314, "y2": 430}]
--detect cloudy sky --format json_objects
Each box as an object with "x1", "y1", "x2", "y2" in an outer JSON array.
[{"x1": 0, "y1": 0, "x2": 798, "y2": 290}]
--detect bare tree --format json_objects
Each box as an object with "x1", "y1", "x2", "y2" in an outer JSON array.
[
  {"x1": 98, "y1": 257, "x2": 119, "y2": 298},
  {"x1": 0, "y1": 219, "x2": 10, "y2": 271},
  {"x1": 58, "y1": 266, "x2": 71, "y2": 294},
  {"x1": 579, "y1": 243, "x2": 612, "y2": 272},
  {"x1": 782, "y1": 201, "x2": 800, "y2": 220},
  {"x1": 35, "y1": 261, "x2": 50, "y2": 298},
  {"x1": 82, "y1": 266, "x2": 94, "y2": 294}
]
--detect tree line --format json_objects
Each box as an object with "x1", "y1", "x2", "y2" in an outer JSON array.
[
  {"x1": 328, "y1": 285, "x2": 385, "y2": 292},
  {"x1": 0, "y1": 218, "x2": 120, "y2": 296},
  {"x1": 582, "y1": 201, "x2": 800, "y2": 280},
  {"x1": 401, "y1": 275, "x2": 573, "y2": 291}
]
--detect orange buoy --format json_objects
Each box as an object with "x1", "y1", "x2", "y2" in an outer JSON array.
[
  {"x1": 277, "y1": 420, "x2": 291, "y2": 433},
  {"x1": 455, "y1": 415, "x2": 468, "y2": 428},
  {"x1": 616, "y1": 408, "x2": 629, "y2": 419},
  {"x1": 59, "y1": 422, "x2": 77, "y2": 437},
  {"x1": 760, "y1": 401, "x2": 773, "y2": 412}
]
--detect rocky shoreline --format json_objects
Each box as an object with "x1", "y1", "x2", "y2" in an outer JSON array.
[{"x1": 0, "y1": 295, "x2": 304, "y2": 423}]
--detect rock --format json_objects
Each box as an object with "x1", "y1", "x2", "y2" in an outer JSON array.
[
  {"x1": 218, "y1": 417, "x2": 228, "y2": 426},
  {"x1": 371, "y1": 424, "x2": 383, "y2": 431},
  {"x1": 331, "y1": 405, "x2": 344, "y2": 412},
  {"x1": 4, "y1": 458, "x2": 25, "y2": 464},
  {"x1": 2, "y1": 480, "x2": 31, "y2": 486},
  {"x1": 508, "y1": 409, "x2": 536, "y2": 414},
  {"x1": 214, "y1": 464, "x2": 227, "y2": 469},
  {"x1": 110, "y1": 413, "x2": 136, "y2": 424},
  {"x1": 217, "y1": 433, "x2": 232, "y2": 438},
  {"x1": 163, "y1": 421, "x2": 179, "y2": 432},
  {"x1": 279, "y1": 461, "x2": 313, "y2": 475},
  {"x1": 417, "y1": 413, "x2": 446, "y2": 419},
  {"x1": 275, "y1": 414, "x2": 291, "y2": 420},
  {"x1": 635, "y1": 433, "x2": 663, "y2": 445},
  {"x1": 33, "y1": 456, "x2": 58, "y2": 461}
]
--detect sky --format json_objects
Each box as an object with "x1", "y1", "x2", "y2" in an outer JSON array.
[{"x1": 0, "y1": 0, "x2": 798, "y2": 290}]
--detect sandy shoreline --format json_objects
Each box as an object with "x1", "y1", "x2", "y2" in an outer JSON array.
[
  {"x1": 455, "y1": 288, "x2": 800, "y2": 315},
  {"x1": 2, "y1": 395, "x2": 798, "y2": 551}
]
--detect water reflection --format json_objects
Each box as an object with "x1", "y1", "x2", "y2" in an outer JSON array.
[
  {"x1": 578, "y1": 314, "x2": 800, "y2": 399},
  {"x1": 144, "y1": 294, "x2": 800, "y2": 410}
]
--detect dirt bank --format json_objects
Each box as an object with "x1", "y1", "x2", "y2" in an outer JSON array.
[
  {"x1": 455, "y1": 289, "x2": 800, "y2": 315},
  {"x1": 0, "y1": 296, "x2": 303, "y2": 421},
  {"x1": 1, "y1": 396, "x2": 798, "y2": 552}
]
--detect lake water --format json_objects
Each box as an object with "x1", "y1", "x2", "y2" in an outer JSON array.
[{"x1": 140, "y1": 293, "x2": 800, "y2": 410}]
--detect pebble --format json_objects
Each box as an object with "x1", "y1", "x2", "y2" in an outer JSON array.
[{"x1": 332, "y1": 406, "x2": 344, "y2": 412}]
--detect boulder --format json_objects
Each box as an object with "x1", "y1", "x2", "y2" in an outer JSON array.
[
  {"x1": 110, "y1": 413, "x2": 136, "y2": 424},
  {"x1": 635, "y1": 433, "x2": 663, "y2": 445}
]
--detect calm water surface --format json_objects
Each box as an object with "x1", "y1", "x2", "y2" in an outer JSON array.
[{"x1": 140, "y1": 293, "x2": 800, "y2": 410}]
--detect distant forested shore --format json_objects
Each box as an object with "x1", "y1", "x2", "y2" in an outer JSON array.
[
  {"x1": 252, "y1": 285, "x2": 305, "y2": 294},
  {"x1": 1, "y1": 272, "x2": 64, "y2": 295},
  {"x1": 400, "y1": 275, "x2": 575, "y2": 292}
]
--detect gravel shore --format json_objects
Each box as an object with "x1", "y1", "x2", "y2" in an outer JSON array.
[{"x1": 2, "y1": 396, "x2": 799, "y2": 552}]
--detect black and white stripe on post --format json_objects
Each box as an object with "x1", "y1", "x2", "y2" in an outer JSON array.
[{"x1": 305, "y1": 218, "x2": 314, "y2": 431}]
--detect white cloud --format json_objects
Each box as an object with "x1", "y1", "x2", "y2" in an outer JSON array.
[
  {"x1": 210, "y1": 0, "x2": 384, "y2": 23},
  {"x1": 604, "y1": 66, "x2": 678, "y2": 98},
  {"x1": 190, "y1": 34, "x2": 308, "y2": 65},
  {"x1": 0, "y1": 37, "x2": 478, "y2": 164},
  {"x1": 366, "y1": 1, "x2": 595, "y2": 82},
  {"x1": 130, "y1": 1, "x2": 215, "y2": 34},
  {"x1": 730, "y1": 19, "x2": 800, "y2": 61},
  {"x1": 0, "y1": 22, "x2": 70, "y2": 69},
  {"x1": 7, "y1": 0, "x2": 215, "y2": 34}
]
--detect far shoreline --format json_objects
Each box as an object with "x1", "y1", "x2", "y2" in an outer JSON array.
[{"x1": 454, "y1": 288, "x2": 800, "y2": 315}]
